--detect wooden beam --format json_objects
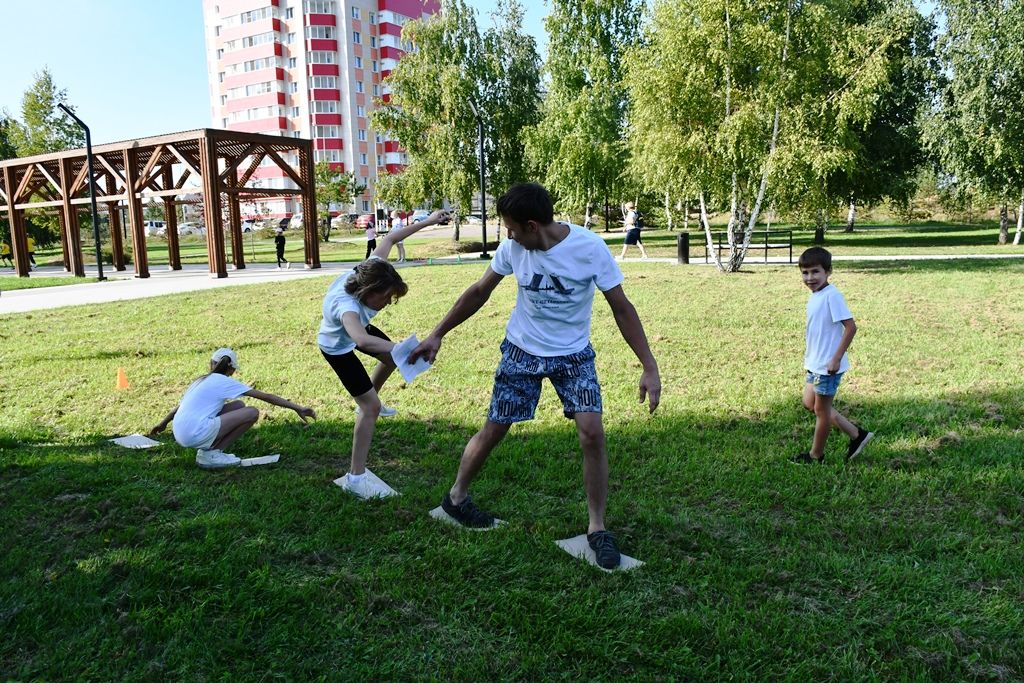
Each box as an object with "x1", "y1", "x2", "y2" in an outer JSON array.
[
  {"x1": 265, "y1": 148, "x2": 305, "y2": 189},
  {"x1": 13, "y1": 166, "x2": 36, "y2": 203},
  {"x1": 14, "y1": 200, "x2": 65, "y2": 209},
  {"x1": 70, "y1": 161, "x2": 91, "y2": 196},
  {"x1": 34, "y1": 163, "x2": 63, "y2": 198},
  {"x1": 95, "y1": 153, "x2": 126, "y2": 189},
  {"x1": 235, "y1": 151, "x2": 266, "y2": 188},
  {"x1": 135, "y1": 145, "x2": 165, "y2": 191},
  {"x1": 167, "y1": 142, "x2": 202, "y2": 180},
  {"x1": 223, "y1": 187, "x2": 302, "y2": 197},
  {"x1": 173, "y1": 168, "x2": 192, "y2": 189},
  {"x1": 219, "y1": 143, "x2": 260, "y2": 181}
]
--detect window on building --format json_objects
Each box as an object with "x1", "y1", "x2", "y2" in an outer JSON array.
[
  {"x1": 222, "y1": 118, "x2": 229, "y2": 127},
  {"x1": 305, "y1": 25, "x2": 335, "y2": 40},
  {"x1": 370, "y1": 36, "x2": 377, "y2": 48},
  {"x1": 358, "y1": 129, "x2": 367, "y2": 141},
  {"x1": 373, "y1": 85, "x2": 379, "y2": 96},
  {"x1": 372, "y1": 60, "x2": 378, "y2": 72},
  {"x1": 360, "y1": 153, "x2": 368, "y2": 165},
  {"x1": 315, "y1": 125, "x2": 340, "y2": 138},
  {"x1": 356, "y1": 81, "x2": 364, "y2": 93},
  {"x1": 288, "y1": 57, "x2": 296, "y2": 68},
  {"x1": 217, "y1": 48, "x2": 224, "y2": 59},
  {"x1": 286, "y1": 8, "x2": 294, "y2": 18},
  {"x1": 362, "y1": 200, "x2": 370, "y2": 211},
  {"x1": 353, "y1": 31, "x2": 361, "y2": 44},
  {"x1": 375, "y1": 132, "x2": 382, "y2": 143},
  {"x1": 307, "y1": 50, "x2": 337, "y2": 64},
  {"x1": 294, "y1": 131, "x2": 302, "y2": 138},
  {"x1": 290, "y1": 82, "x2": 298, "y2": 93},
  {"x1": 370, "y1": 12, "x2": 376, "y2": 24},
  {"x1": 351, "y1": 6, "x2": 360, "y2": 18},
  {"x1": 287, "y1": 32, "x2": 296, "y2": 43},
  {"x1": 377, "y1": 154, "x2": 383, "y2": 166},
  {"x1": 309, "y1": 75, "x2": 339, "y2": 89},
  {"x1": 218, "y1": 72, "x2": 225, "y2": 82},
  {"x1": 291, "y1": 106, "x2": 300, "y2": 117},
  {"x1": 215, "y1": 25, "x2": 221, "y2": 36},
  {"x1": 313, "y1": 100, "x2": 339, "y2": 113},
  {"x1": 354, "y1": 56, "x2": 362, "y2": 68},
  {"x1": 356, "y1": 105, "x2": 365, "y2": 117},
  {"x1": 304, "y1": 0, "x2": 336, "y2": 12}
]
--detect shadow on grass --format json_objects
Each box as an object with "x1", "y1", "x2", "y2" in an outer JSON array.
[{"x1": 1, "y1": 386, "x2": 1021, "y2": 680}]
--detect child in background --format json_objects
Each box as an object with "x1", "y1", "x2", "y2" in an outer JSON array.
[
  {"x1": 792, "y1": 247, "x2": 873, "y2": 464},
  {"x1": 274, "y1": 227, "x2": 290, "y2": 269},
  {"x1": 151, "y1": 348, "x2": 316, "y2": 469},
  {"x1": 364, "y1": 216, "x2": 377, "y2": 260},
  {"x1": 390, "y1": 210, "x2": 407, "y2": 263},
  {"x1": 0, "y1": 243, "x2": 12, "y2": 267},
  {"x1": 26, "y1": 236, "x2": 36, "y2": 269},
  {"x1": 318, "y1": 209, "x2": 449, "y2": 498}
]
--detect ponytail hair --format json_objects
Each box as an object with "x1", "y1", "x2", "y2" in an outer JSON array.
[
  {"x1": 209, "y1": 356, "x2": 234, "y2": 375},
  {"x1": 345, "y1": 257, "x2": 409, "y2": 304}
]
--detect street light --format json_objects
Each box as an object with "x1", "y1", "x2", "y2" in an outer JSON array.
[
  {"x1": 57, "y1": 104, "x2": 105, "y2": 281},
  {"x1": 466, "y1": 98, "x2": 490, "y2": 260}
]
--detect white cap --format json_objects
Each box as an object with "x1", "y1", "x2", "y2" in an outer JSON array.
[{"x1": 211, "y1": 347, "x2": 239, "y2": 370}]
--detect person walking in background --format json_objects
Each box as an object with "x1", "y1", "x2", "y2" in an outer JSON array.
[
  {"x1": 364, "y1": 216, "x2": 377, "y2": 260},
  {"x1": 390, "y1": 210, "x2": 407, "y2": 263},
  {"x1": 26, "y1": 235, "x2": 36, "y2": 269},
  {"x1": 0, "y1": 242, "x2": 13, "y2": 268},
  {"x1": 274, "y1": 227, "x2": 290, "y2": 269},
  {"x1": 619, "y1": 202, "x2": 648, "y2": 260}
]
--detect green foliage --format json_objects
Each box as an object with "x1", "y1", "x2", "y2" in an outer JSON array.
[
  {"x1": 314, "y1": 161, "x2": 364, "y2": 241},
  {"x1": 525, "y1": 0, "x2": 641, "y2": 219},
  {"x1": 925, "y1": 0, "x2": 1024, "y2": 243}
]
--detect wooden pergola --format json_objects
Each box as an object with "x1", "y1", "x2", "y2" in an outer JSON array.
[{"x1": 0, "y1": 128, "x2": 319, "y2": 278}]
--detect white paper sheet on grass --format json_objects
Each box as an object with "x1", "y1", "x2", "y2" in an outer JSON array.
[
  {"x1": 240, "y1": 454, "x2": 280, "y2": 467},
  {"x1": 333, "y1": 468, "x2": 399, "y2": 499},
  {"x1": 390, "y1": 334, "x2": 433, "y2": 384},
  {"x1": 429, "y1": 506, "x2": 505, "y2": 531},
  {"x1": 555, "y1": 534, "x2": 644, "y2": 572},
  {"x1": 110, "y1": 434, "x2": 162, "y2": 449}
]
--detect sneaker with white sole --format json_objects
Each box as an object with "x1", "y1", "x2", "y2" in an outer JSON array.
[
  {"x1": 338, "y1": 472, "x2": 395, "y2": 499},
  {"x1": 196, "y1": 448, "x2": 241, "y2": 469},
  {"x1": 354, "y1": 404, "x2": 398, "y2": 418}
]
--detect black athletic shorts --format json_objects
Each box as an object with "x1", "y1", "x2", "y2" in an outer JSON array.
[{"x1": 321, "y1": 324, "x2": 391, "y2": 397}]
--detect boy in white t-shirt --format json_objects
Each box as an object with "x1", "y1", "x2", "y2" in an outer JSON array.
[
  {"x1": 792, "y1": 247, "x2": 873, "y2": 464},
  {"x1": 410, "y1": 183, "x2": 661, "y2": 570}
]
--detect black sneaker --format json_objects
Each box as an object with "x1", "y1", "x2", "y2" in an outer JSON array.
[
  {"x1": 441, "y1": 493, "x2": 495, "y2": 528},
  {"x1": 587, "y1": 530, "x2": 621, "y2": 570},
  {"x1": 847, "y1": 428, "x2": 874, "y2": 461},
  {"x1": 790, "y1": 452, "x2": 824, "y2": 464}
]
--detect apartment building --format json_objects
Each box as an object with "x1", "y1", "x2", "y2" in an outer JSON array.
[{"x1": 202, "y1": 0, "x2": 440, "y2": 218}]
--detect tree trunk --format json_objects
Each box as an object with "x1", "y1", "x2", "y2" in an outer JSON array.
[
  {"x1": 665, "y1": 191, "x2": 673, "y2": 231},
  {"x1": 998, "y1": 202, "x2": 1009, "y2": 244},
  {"x1": 814, "y1": 208, "x2": 827, "y2": 244},
  {"x1": 603, "y1": 191, "x2": 610, "y2": 233},
  {"x1": 454, "y1": 212, "x2": 461, "y2": 242},
  {"x1": 683, "y1": 200, "x2": 689, "y2": 231},
  {"x1": 700, "y1": 192, "x2": 726, "y2": 272},
  {"x1": 584, "y1": 200, "x2": 593, "y2": 230},
  {"x1": 1014, "y1": 192, "x2": 1023, "y2": 246},
  {"x1": 844, "y1": 196, "x2": 855, "y2": 233}
]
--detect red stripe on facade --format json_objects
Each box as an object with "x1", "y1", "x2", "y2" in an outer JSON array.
[
  {"x1": 313, "y1": 114, "x2": 343, "y2": 125},
  {"x1": 307, "y1": 13, "x2": 336, "y2": 25},
  {"x1": 227, "y1": 117, "x2": 288, "y2": 133},
  {"x1": 309, "y1": 38, "x2": 338, "y2": 51},
  {"x1": 379, "y1": 22, "x2": 402, "y2": 37},
  {"x1": 309, "y1": 89, "x2": 341, "y2": 100},
  {"x1": 316, "y1": 138, "x2": 343, "y2": 150},
  {"x1": 310, "y1": 64, "x2": 340, "y2": 76}
]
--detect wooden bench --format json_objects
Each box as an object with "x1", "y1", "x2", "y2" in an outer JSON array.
[{"x1": 703, "y1": 230, "x2": 793, "y2": 264}]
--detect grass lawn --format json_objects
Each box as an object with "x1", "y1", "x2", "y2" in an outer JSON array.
[
  {"x1": 1, "y1": 260, "x2": 1022, "y2": 679},
  {"x1": 0, "y1": 275, "x2": 101, "y2": 291},
  {"x1": 611, "y1": 222, "x2": 1023, "y2": 261}
]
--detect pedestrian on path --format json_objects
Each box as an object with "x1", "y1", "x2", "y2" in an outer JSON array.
[{"x1": 275, "y1": 228, "x2": 290, "y2": 269}]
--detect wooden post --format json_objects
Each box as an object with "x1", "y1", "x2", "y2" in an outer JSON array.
[
  {"x1": 163, "y1": 198, "x2": 182, "y2": 270},
  {"x1": 56, "y1": 211, "x2": 72, "y2": 272},
  {"x1": 226, "y1": 175, "x2": 245, "y2": 270},
  {"x1": 3, "y1": 166, "x2": 31, "y2": 277},
  {"x1": 200, "y1": 132, "x2": 228, "y2": 278},
  {"x1": 122, "y1": 148, "x2": 150, "y2": 278},
  {"x1": 105, "y1": 202, "x2": 126, "y2": 271},
  {"x1": 59, "y1": 157, "x2": 86, "y2": 276},
  {"x1": 299, "y1": 139, "x2": 320, "y2": 269}
]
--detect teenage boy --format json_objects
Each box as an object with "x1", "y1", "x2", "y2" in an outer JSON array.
[
  {"x1": 410, "y1": 183, "x2": 661, "y2": 569},
  {"x1": 792, "y1": 247, "x2": 873, "y2": 464}
]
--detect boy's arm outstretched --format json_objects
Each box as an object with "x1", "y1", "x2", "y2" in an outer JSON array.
[
  {"x1": 409, "y1": 268, "x2": 505, "y2": 364},
  {"x1": 602, "y1": 286, "x2": 661, "y2": 413},
  {"x1": 371, "y1": 209, "x2": 449, "y2": 260}
]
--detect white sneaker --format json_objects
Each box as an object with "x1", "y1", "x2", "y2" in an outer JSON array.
[
  {"x1": 286, "y1": 262, "x2": 291, "y2": 269},
  {"x1": 354, "y1": 404, "x2": 398, "y2": 417},
  {"x1": 335, "y1": 470, "x2": 399, "y2": 499},
  {"x1": 196, "y1": 448, "x2": 241, "y2": 469}
]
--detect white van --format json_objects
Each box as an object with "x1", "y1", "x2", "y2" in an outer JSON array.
[{"x1": 143, "y1": 220, "x2": 166, "y2": 236}]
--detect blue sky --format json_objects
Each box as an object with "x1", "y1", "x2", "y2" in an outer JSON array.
[{"x1": 0, "y1": 0, "x2": 547, "y2": 145}]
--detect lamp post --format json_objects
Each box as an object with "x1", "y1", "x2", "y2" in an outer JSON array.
[
  {"x1": 57, "y1": 104, "x2": 105, "y2": 281},
  {"x1": 467, "y1": 98, "x2": 490, "y2": 259}
]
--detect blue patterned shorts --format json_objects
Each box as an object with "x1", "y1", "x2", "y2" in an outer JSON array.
[
  {"x1": 806, "y1": 370, "x2": 844, "y2": 396},
  {"x1": 488, "y1": 339, "x2": 602, "y2": 423}
]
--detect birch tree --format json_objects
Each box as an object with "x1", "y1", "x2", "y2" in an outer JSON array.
[
  {"x1": 525, "y1": 0, "x2": 641, "y2": 229},
  {"x1": 626, "y1": 0, "x2": 899, "y2": 271},
  {"x1": 926, "y1": 0, "x2": 1024, "y2": 245}
]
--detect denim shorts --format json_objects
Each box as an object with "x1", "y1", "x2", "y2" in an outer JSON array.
[
  {"x1": 488, "y1": 339, "x2": 602, "y2": 423},
  {"x1": 806, "y1": 370, "x2": 844, "y2": 396}
]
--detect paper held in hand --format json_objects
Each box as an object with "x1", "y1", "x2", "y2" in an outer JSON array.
[{"x1": 390, "y1": 334, "x2": 433, "y2": 384}]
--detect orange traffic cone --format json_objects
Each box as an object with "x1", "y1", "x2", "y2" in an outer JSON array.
[{"x1": 115, "y1": 367, "x2": 130, "y2": 391}]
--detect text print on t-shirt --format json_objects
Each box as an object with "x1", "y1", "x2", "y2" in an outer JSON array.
[{"x1": 520, "y1": 272, "x2": 576, "y2": 307}]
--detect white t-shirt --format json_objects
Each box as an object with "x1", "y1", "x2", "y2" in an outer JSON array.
[
  {"x1": 804, "y1": 283, "x2": 853, "y2": 375},
  {"x1": 172, "y1": 373, "x2": 251, "y2": 447},
  {"x1": 365, "y1": 224, "x2": 377, "y2": 240},
  {"x1": 318, "y1": 259, "x2": 381, "y2": 354},
  {"x1": 393, "y1": 218, "x2": 406, "y2": 244},
  {"x1": 490, "y1": 224, "x2": 623, "y2": 357}
]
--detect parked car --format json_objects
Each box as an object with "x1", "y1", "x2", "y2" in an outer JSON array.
[
  {"x1": 241, "y1": 220, "x2": 256, "y2": 232},
  {"x1": 143, "y1": 220, "x2": 166, "y2": 236},
  {"x1": 289, "y1": 214, "x2": 303, "y2": 229},
  {"x1": 178, "y1": 222, "x2": 206, "y2": 236},
  {"x1": 410, "y1": 210, "x2": 431, "y2": 224}
]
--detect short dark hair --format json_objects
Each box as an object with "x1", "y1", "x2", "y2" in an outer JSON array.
[
  {"x1": 496, "y1": 183, "x2": 554, "y2": 225},
  {"x1": 799, "y1": 247, "x2": 832, "y2": 271}
]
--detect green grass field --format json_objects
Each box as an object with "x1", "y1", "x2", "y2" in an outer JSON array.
[{"x1": 1, "y1": 260, "x2": 1022, "y2": 679}]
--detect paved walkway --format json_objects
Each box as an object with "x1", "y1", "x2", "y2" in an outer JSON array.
[{"x1": 2, "y1": 251, "x2": 1023, "y2": 315}]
